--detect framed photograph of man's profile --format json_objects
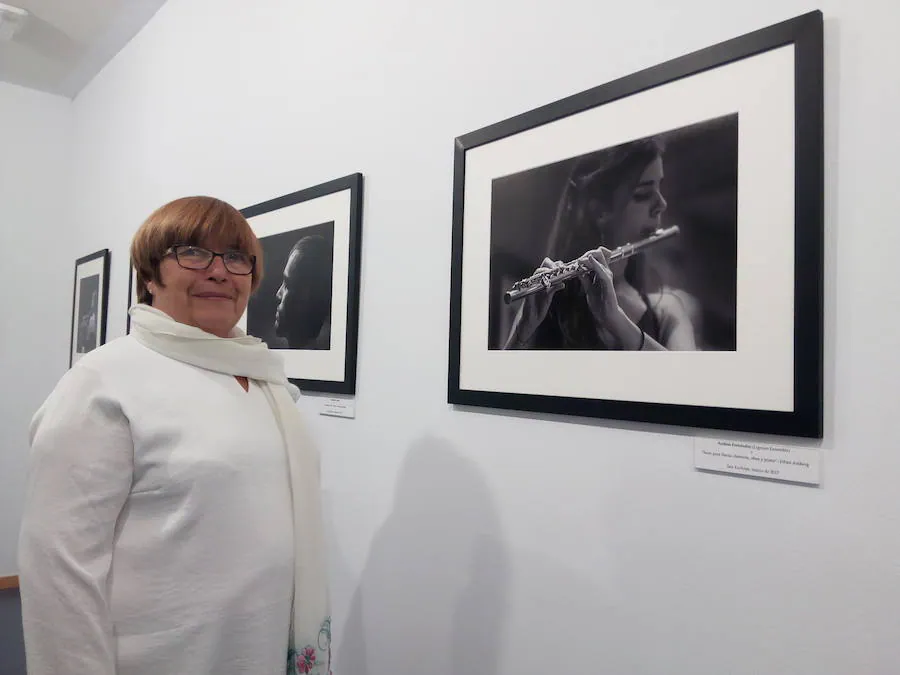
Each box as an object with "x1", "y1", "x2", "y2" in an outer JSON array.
[
  {"x1": 69, "y1": 248, "x2": 111, "y2": 367},
  {"x1": 447, "y1": 11, "x2": 824, "y2": 439},
  {"x1": 239, "y1": 173, "x2": 364, "y2": 395}
]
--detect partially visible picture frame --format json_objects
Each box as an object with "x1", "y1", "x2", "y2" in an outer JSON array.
[
  {"x1": 240, "y1": 173, "x2": 365, "y2": 395},
  {"x1": 447, "y1": 11, "x2": 824, "y2": 438},
  {"x1": 70, "y1": 249, "x2": 111, "y2": 367},
  {"x1": 126, "y1": 263, "x2": 138, "y2": 334}
]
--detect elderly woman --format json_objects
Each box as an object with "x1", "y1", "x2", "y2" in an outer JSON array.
[{"x1": 17, "y1": 196, "x2": 331, "y2": 675}]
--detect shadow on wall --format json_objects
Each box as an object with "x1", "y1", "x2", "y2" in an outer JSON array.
[
  {"x1": 336, "y1": 436, "x2": 510, "y2": 675},
  {"x1": 0, "y1": 588, "x2": 26, "y2": 675}
]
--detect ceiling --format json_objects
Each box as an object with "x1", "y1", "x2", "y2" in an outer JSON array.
[{"x1": 0, "y1": 0, "x2": 168, "y2": 99}]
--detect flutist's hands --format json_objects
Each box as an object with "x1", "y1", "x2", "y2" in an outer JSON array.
[
  {"x1": 578, "y1": 247, "x2": 645, "y2": 349},
  {"x1": 503, "y1": 251, "x2": 649, "y2": 350},
  {"x1": 502, "y1": 257, "x2": 565, "y2": 348},
  {"x1": 531, "y1": 256, "x2": 567, "y2": 310},
  {"x1": 578, "y1": 248, "x2": 621, "y2": 323}
]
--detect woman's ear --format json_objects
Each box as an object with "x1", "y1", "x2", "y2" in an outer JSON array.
[{"x1": 586, "y1": 197, "x2": 612, "y2": 224}]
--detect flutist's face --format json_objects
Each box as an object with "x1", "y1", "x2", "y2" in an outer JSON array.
[{"x1": 607, "y1": 156, "x2": 667, "y2": 245}]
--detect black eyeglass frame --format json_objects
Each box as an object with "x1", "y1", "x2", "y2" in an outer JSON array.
[{"x1": 163, "y1": 244, "x2": 257, "y2": 276}]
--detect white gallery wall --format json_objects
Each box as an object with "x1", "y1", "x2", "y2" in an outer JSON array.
[
  {"x1": 4, "y1": 0, "x2": 899, "y2": 671},
  {"x1": 0, "y1": 82, "x2": 72, "y2": 575}
]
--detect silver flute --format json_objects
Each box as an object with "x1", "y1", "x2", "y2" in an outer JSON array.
[{"x1": 503, "y1": 225, "x2": 681, "y2": 304}]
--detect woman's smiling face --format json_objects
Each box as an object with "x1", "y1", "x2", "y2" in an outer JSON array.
[{"x1": 148, "y1": 235, "x2": 253, "y2": 338}]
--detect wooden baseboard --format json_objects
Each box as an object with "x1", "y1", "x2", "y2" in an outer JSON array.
[{"x1": 0, "y1": 575, "x2": 19, "y2": 590}]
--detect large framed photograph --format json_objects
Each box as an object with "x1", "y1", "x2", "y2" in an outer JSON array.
[
  {"x1": 448, "y1": 11, "x2": 824, "y2": 438},
  {"x1": 240, "y1": 173, "x2": 364, "y2": 395},
  {"x1": 69, "y1": 249, "x2": 110, "y2": 367}
]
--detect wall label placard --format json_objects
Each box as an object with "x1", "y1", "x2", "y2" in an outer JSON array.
[
  {"x1": 694, "y1": 437, "x2": 821, "y2": 486},
  {"x1": 320, "y1": 397, "x2": 355, "y2": 419}
]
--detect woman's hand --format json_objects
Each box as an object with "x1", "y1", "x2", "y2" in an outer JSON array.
[
  {"x1": 578, "y1": 248, "x2": 646, "y2": 350},
  {"x1": 578, "y1": 247, "x2": 621, "y2": 324},
  {"x1": 503, "y1": 258, "x2": 565, "y2": 348}
]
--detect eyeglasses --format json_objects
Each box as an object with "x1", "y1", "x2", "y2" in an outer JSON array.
[{"x1": 164, "y1": 244, "x2": 256, "y2": 275}]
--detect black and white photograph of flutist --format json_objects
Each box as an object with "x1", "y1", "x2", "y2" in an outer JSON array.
[
  {"x1": 488, "y1": 113, "x2": 739, "y2": 352},
  {"x1": 247, "y1": 222, "x2": 334, "y2": 350}
]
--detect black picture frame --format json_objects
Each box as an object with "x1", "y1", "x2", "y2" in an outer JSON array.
[
  {"x1": 126, "y1": 263, "x2": 138, "y2": 335},
  {"x1": 447, "y1": 11, "x2": 824, "y2": 439},
  {"x1": 240, "y1": 173, "x2": 364, "y2": 395},
  {"x1": 69, "y1": 248, "x2": 111, "y2": 367}
]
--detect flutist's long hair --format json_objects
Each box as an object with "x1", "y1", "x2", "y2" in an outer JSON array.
[{"x1": 538, "y1": 136, "x2": 666, "y2": 349}]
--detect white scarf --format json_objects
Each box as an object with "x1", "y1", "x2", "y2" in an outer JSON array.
[{"x1": 129, "y1": 304, "x2": 332, "y2": 675}]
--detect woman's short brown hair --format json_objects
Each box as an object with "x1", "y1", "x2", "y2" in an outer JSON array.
[{"x1": 130, "y1": 196, "x2": 264, "y2": 305}]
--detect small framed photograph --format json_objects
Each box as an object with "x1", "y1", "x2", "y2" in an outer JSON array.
[
  {"x1": 447, "y1": 11, "x2": 824, "y2": 438},
  {"x1": 69, "y1": 249, "x2": 111, "y2": 367},
  {"x1": 240, "y1": 173, "x2": 364, "y2": 395}
]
